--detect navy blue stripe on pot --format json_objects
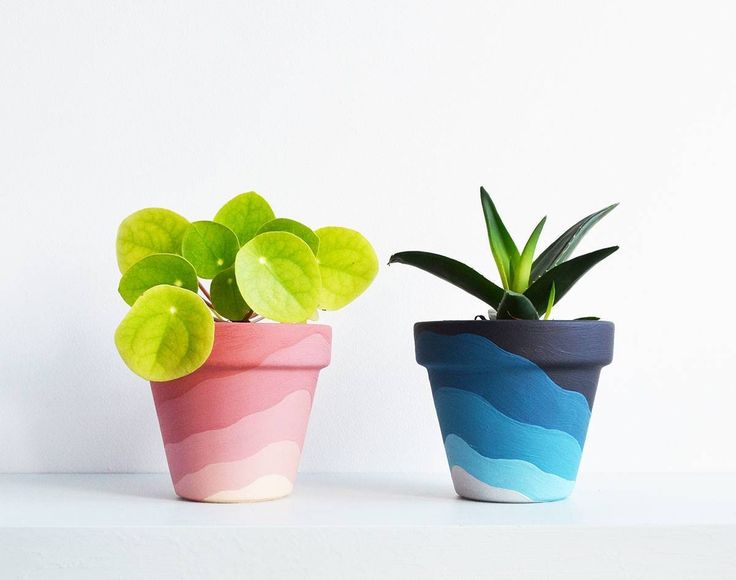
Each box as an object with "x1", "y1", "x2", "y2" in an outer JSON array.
[{"x1": 415, "y1": 320, "x2": 614, "y2": 503}]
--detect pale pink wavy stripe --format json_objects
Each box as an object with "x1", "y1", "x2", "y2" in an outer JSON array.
[
  {"x1": 154, "y1": 368, "x2": 319, "y2": 445},
  {"x1": 174, "y1": 440, "x2": 302, "y2": 501},
  {"x1": 164, "y1": 389, "x2": 313, "y2": 484}
]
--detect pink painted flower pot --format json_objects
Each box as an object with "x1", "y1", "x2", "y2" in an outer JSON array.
[{"x1": 150, "y1": 322, "x2": 332, "y2": 503}]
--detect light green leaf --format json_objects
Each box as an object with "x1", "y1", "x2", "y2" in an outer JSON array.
[
  {"x1": 116, "y1": 208, "x2": 189, "y2": 273},
  {"x1": 543, "y1": 282, "x2": 556, "y2": 320},
  {"x1": 214, "y1": 192, "x2": 275, "y2": 245},
  {"x1": 257, "y1": 218, "x2": 320, "y2": 254},
  {"x1": 118, "y1": 254, "x2": 198, "y2": 306},
  {"x1": 114, "y1": 285, "x2": 214, "y2": 381},
  {"x1": 512, "y1": 216, "x2": 546, "y2": 292},
  {"x1": 181, "y1": 220, "x2": 239, "y2": 279},
  {"x1": 480, "y1": 187, "x2": 520, "y2": 289},
  {"x1": 315, "y1": 226, "x2": 378, "y2": 310},
  {"x1": 234, "y1": 231, "x2": 321, "y2": 323},
  {"x1": 210, "y1": 267, "x2": 251, "y2": 321}
]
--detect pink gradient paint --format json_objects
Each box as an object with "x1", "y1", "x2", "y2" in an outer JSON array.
[{"x1": 151, "y1": 322, "x2": 332, "y2": 502}]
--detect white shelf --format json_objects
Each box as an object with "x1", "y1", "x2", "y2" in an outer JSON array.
[{"x1": 2, "y1": 473, "x2": 735, "y2": 579}]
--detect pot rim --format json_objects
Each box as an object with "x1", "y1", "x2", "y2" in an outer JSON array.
[
  {"x1": 213, "y1": 321, "x2": 331, "y2": 330},
  {"x1": 415, "y1": 319, "x2": 613, "y2": 327}
]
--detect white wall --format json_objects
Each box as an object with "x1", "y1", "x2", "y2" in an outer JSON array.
[{"x1": 1, "y1": 0, "x2": 734, "y2": 474}]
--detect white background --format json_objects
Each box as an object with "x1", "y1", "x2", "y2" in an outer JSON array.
[{"x1": 1, "y1": 1, "x2": 734, "y2": 475}]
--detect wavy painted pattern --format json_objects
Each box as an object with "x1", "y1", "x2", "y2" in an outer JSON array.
[
  {"x1": 445, "y1": 435, "x2": 575, "y2": 502},
  {"x1": 151, "y1": 324, "x2": 331, "y2": 502},
  {"x1": 434, "y1": 388, "x2": 582, "y2": 479},
  {"x1": 417, "y1": 331, "x2": 591, "y2": 445},
  {"x1": 417, "y1": 331, "x2": 594, "y2": 502}
]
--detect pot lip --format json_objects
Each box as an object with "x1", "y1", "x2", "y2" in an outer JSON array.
[
  {"x1": 415, "y1": 319, "x2": 613, "y2": 327},
  {"x1": 213, "y1": 321, "x2": 332, "y2": 330}
]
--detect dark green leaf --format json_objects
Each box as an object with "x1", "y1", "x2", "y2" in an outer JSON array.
[
  {"x1": 524, "y1": 246, "x2": 619, "y2": 315},
  {"x1": 575, "y1": 316, "x2": 601, "y2": 321},
  {"x1": 211, "y1": 267, "x2": 252, "y2": 321},
  {"x1": 388, "y1": 251, "x2": 504, "y2": 308},
  {"x1": 480, "y1": 187, "x2": 520, "y2": 289},
  {"x1": 531, "y1": 203, "x2": 618, "y2": 282},
  {"x1": 497, "y1": 291, "x2": 539, "y2": 320}
]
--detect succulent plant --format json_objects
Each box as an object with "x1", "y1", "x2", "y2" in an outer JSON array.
[
  {"x1": 115, "y1": 192, "x2": 378, "y2": 381},
  {"x1": 389, "y1": 187, "x2": 617, "y2": 320}
]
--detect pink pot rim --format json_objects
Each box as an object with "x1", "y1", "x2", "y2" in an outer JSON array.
[{"x1": 199, "y1": 321, "x2": 333, "y2": 370}]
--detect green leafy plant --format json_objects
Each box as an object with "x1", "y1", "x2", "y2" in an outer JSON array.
[
  {"x1": 389, "y1": 187, "x2": 617, "y2": 320},
  {"x1": 115, "y1": 192, "x2": 379, "y2": 381}
]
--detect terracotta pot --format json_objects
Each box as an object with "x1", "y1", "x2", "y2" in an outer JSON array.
[
  {"x1": 415, "y1": 320, "x2": 614, "y2": 503},
  {"x1": 151, "y1": 322, "x2": 331, "y2": 503}
]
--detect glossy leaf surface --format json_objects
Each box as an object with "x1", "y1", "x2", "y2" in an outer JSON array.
[
  {"x1": 315, "y1": 226, "x2": 379, "y2": 310},
  {"x1": 118, "y1": 253, "x2": 198, "y2": 306},
  {"x1": 114, "y1": 286, "x2": 214, "y2": 381},
  {"x1": 234, "y1": 232, "x2": 321, "y2": 322},
  {"x1": 389, "y1": 251, "x2": 504, "y2": 308},
  {"x1": 116, "y1": 208, "x2": 189, "y2": 273}
]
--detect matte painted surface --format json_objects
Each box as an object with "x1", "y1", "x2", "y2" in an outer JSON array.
[
  {"x1": 415, "y1": 321, "x2": 613, "y2": 502},
  {"x1": 151, "y1": 323, "x2": 331, "y2": 502}
]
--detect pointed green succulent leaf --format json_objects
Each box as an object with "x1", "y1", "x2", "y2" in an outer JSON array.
[
  {"x1": 315, "y1": 226, "x2": 378, "y2": 311},
  {"x1": 480, "y1": 187, "x2": 520, "y2": 289},
  {"x1": 257, "y1": 218, "x2": 320, "y2": 255},
  {"x1": 118, "y1": 253, "x2": 198, "y2": 306},
  {"x1": 388, "y1": 251, "x2": 504, "y2": 308},
  {"x1": 181, "y1": 220, "x2": 240, "y2": 279},
  {"x1": 496, "y1": 291, "x2": 539, "y2": 320},
  {"x1": 531, "y1": 203, "x2": 618, "y2": 282},
  {"x1": 116, "y1": 208, "x2": 189, "y2": 273},
  {"x1": 543, "y1": 282, "x2": 556, "y2": 320},
  {"x1": 234, "y1": 231, "x2": 321, "y2": 323},
  {"x1": 114, "y1": 285, "x2": 215, "y2": 381},
  {"x1": 210, "y1": 266, "x2": 251, "y2": 321},
  {"x1": 214, "y1": 192, "x2": 275, "y2": 245},
  {"x1": 524, "y1": 246, "x2": 619, "y2": 315},
  {"x1": 512, "y1": 216, "x2": 546, "y2": 292}
]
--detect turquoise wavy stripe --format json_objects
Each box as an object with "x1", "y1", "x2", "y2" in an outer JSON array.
[
  {"x1": 433, "y1": 387, "x2": 582, "y2": 479},
  {"x1": 417, "y1": 331, "x2": 591, "y2": 445},
  {"x1": 444, "y1": 434, "x2": 575, "y2": 501}
]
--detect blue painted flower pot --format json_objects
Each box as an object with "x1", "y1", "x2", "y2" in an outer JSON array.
[{"x1": 415, "y1": 320, "x2": 614, "y2": 503}]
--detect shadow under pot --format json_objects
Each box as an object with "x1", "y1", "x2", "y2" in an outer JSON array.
[
  {"x1": 415, "y1": 320, "x2": 614, "y2": 503},
  {"x1": 150, "y1": 322, "x2": 332, "y2": 503}
]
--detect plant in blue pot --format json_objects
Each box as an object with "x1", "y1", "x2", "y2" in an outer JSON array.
[{"x1": 389, "y1": 188, "x2": 618, "y2": 502}]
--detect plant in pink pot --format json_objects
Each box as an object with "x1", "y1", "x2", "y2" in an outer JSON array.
[{"x1": 115, "y1": 192, "x2": 378, "y2": 502}]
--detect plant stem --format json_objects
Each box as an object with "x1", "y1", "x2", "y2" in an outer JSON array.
[{"x1": 198, "y1": 281, "x2": 211, "y2": 302}]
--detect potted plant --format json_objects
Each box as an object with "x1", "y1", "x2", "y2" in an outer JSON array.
[
  {"x1": 389, "y1": 187, "x2": 617, "y2": 502},
  {"x1": 115, "y1": 191, "x2": 378, "y2": 502}
]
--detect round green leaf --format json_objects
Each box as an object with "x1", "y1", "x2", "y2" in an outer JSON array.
[
  {"x1": 211, "y1": 267, "x2": 251, "y2": 321},
  {"x1": 116, "y1": 208, "x2": 189, "y2": 273},
  {"x1": 315, "y1": 226, "x2": 378, "y2": 310},
  {"x1": 234, "y1": 232, "x2": 321, "y2": 323},
  {"x1": 181, "y1": 221, "x2": 239, "y2": 279},
  {"x1": 118, "y1": 253, "x2": 198, "y2": 306},
  {"x1": 214, "y1": 192, "x2": 275, "y2": 245},
  {"x1": 256, "y1": 218, "x2": 320, "y2": 255},
  {"x1": 115, "y1": 286, "x2": 215, "y2": 381}
]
